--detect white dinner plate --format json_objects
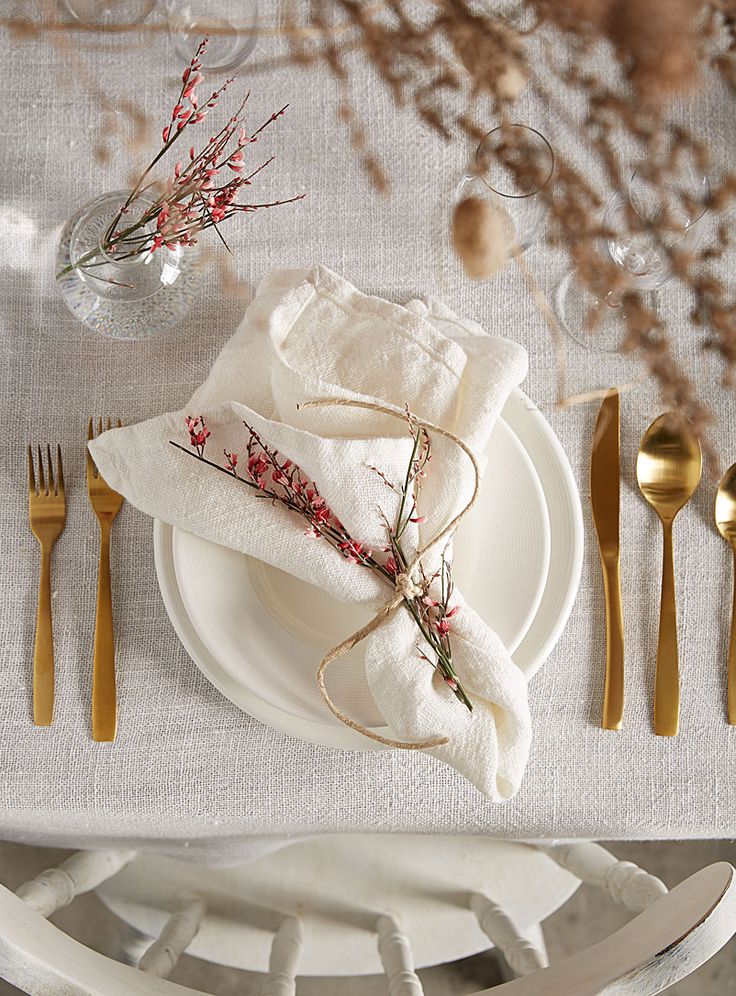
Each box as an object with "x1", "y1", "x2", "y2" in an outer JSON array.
[{"x1": 154, "y1": 389, "x2": 582, "y2": 748}]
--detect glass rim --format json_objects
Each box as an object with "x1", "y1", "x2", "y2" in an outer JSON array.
[
  {"x1": 629, "y1": 156, "x2": 711, "y2": 228},
  {"x1": 476, "y1": 124, "x2": 555, "y2": 200}
]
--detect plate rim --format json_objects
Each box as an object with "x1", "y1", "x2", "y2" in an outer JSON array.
[{"x1": 503, "y1": 389, "x2": 584, "y2": 676}]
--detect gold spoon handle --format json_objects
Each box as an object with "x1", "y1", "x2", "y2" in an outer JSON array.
[
  {"x1": 601, "y1": 558, "x2": 624, "y2": 730},
  {"x1": 655, "y1": 519, "x2": 679, "y2": 736},
  {"x1": 728, "y1": 547, "x2": 736, "y2": 726}
]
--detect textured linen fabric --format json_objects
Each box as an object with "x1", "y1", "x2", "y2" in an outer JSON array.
[
  {"x1": 1, "y1": 12, "x2": 736, "y2": 857},
  {"x1": 89, "y1": 265, "x2": 531, "y2": 800}
]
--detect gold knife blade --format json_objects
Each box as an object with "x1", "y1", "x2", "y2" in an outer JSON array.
[{"x1": 590, "y1": 388, "x2": 624, "y2": 730}]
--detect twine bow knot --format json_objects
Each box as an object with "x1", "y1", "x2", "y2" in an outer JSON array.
[
  {"x1": 297, "y1": 397, "x2": 481, "y2": 752},
  {"x1": 394, "y1": 572, "x2": 423, "y2": 601}
]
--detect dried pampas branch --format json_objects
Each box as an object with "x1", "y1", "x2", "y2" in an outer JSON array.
[{"x1": 6, "y1": 0, "x2": 736, "y2": 454}]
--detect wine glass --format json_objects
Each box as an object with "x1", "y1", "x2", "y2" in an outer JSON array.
[
  {"x1": 555, "y1": 156, "x2": 710, "y2": 351},
  {"x1": 61, "y1": 0, "x2": 157, "y2": 24},
  {"x1": 456, "y1": 123, "x2": 555, "y2": 258},
  {"x1": 167, "y1": 0, "x2": 259, "y2": 72}
]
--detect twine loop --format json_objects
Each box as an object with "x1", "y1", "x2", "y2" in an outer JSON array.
[{"x1": 297, "y1": 397, "x2": 482, "y2": 752}]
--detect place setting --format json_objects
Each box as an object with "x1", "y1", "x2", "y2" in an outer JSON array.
[
  {"x1": 7, "y1": 6, "x2": 736, "y2": 994},
  {"x1": 20, "y1": 18, "x2": 736, "y2": 810},
  {"x1": 10, "y1": 30, "x2": 595, "y2": 806}
]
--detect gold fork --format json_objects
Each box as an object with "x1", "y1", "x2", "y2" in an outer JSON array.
[
  {"x1": 87, "y1": 418, "x2": 124, "y2": 743},
  {"x1": 28, "y1": 445, "x2": 66, "y2": 726}
]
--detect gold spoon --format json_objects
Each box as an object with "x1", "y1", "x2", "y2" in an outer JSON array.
[
  {"x1": 636, "y1": 413, "x2": 702, "y2": 736},
  {"x1": 715, "y1": 462, "x2": 736, "y2": 725}
]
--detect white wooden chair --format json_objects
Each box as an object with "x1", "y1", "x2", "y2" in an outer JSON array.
[{"x1": 0, "y1": 837, "x2": 733, "y2": 994}]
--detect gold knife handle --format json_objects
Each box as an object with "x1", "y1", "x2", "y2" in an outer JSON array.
[
  {"x1": 655, "y1": 518, "x2": 679, "y2": 737},
  {"x1": 92, "y1": 519, "x2": 117, "y2": 742},
  {"x1": 33, "y1": 544, "x2": 54, "y2": 726},
  {"x1": 728, "y1": 547, "x2": 736, "y2": 726},
  {"x1": 601, "y1": 558, "x2": 624, "y2": 730}
]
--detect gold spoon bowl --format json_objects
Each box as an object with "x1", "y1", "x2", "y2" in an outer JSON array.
[{"x1": 637, "y1": 413, "x2": 702, "y2": 736}]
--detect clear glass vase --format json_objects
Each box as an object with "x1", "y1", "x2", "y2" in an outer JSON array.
[{"x1": 55, "y1": 190, "x2": 202, "y2": 340}]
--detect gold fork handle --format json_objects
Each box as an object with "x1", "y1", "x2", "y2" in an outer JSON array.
[
  {"x1": 728, "y1": 547, "x2": 736, "y2": 726},
  {"x1": 655, "y1": 518, "x2": 679, "y2": 737},
  {"x1": 33, "y1": 545, "x2": 54, "y2": 726},
  {"x1": 92, "y1": 519, "x2": 117, "y2": 742},
  {"x1": 601, "y1": 557, "x2": 624, "y2": 730}
]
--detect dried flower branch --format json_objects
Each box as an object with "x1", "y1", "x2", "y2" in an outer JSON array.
[
  {"x1": 55, "y1": 37, "x2": 304, "y2": 279},
  {"x1": 170, "y1": 412, "x2": 471, "y2": 709}
]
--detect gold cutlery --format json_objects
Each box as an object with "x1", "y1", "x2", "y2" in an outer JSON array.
[
  {"x1": 28, "y1": 445, "x2": 66, "y2": 726},
  {"x1": 590, "y1": 388, "x2": 624, "y2": 730},
  {"x1": 87, "y1": 418, "x2": 123, "y2": 743},
  {"x1": 715, "y1": 462, "x2": 736, "y2": 725},
  {"x1": 636, "y1": 413, "x2": 702, "y2": 736}
]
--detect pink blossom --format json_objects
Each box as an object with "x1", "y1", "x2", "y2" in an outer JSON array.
[
  {"x1": 444, "y1": 675, "x2": 459, "y2": 692},
  {"x1": 185, "y1": 415, "x2": 210, "y2": 454},
  {"x1": 385, "y1": 556, "x2": 398, "y2": 577},
  {"x1": 436, "y1": 618, "x2": 452, "y2": 637},
  {"x1": 339, "y1": 539, "x2": 372, "y2": 564}
]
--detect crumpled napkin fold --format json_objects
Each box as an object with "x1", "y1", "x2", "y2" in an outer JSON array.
[{"x1": 90, "y1": 265, "x2": 532, "y2": 800}]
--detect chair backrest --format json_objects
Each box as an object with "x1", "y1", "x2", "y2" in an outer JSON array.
[
  {"x1": 0, "y1": 844, "x2": 733, "y2": 995},
  {"x1": 481, "y1": 862, "x2": 736, "y2": 995}
]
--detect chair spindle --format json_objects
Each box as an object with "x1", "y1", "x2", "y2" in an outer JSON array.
[
  {"x1": 376, "y1": 914, "x2": 424, "y2": 996},
  {"x1": 261, "y1": 915, "x2": 303, "y2": 996},
  {"x1": 15, "y1": 849, "x2": 136, "y2": 918},
  {"x1": 540, "y1": 842, "x2": 668, "y2": 913},
  {"x1": 138, "y1": 895, "x2": 206, "y2": 978},
  {"x1": 470, "y1": 892, "x2": 547, "y2": 977}
]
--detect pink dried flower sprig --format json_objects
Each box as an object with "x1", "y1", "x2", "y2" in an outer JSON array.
[
  {"x1": 170, "y1": 413, "x2": 471, "y2": 710},
  {"x1": 57, "y1": 37, "x2": 304, "y2": 279},
  {"x1": 185, "y1": 414, "x2": 210, "y2": 457}
]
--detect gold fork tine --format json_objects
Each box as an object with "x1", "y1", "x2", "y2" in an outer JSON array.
[
  {"x1": 87, "y1": 417, "x2": 98, "y2": 481},
  {"x1": 56, "y1": 445, "x2": 64, "y2": 498},
  {"x1": 46, "y1": 444, "x2": 55, "y2": 496},
  {"x1": 37, "y1": 446, "x2": 46, "y2": 495},
  {"x1": 28, "y1": 446, "x2": 36, "y2": 495}
]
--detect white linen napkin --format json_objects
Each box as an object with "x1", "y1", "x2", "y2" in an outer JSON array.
[{"x1": 90, "y1": 265, "x2": 532, "y2": 801}]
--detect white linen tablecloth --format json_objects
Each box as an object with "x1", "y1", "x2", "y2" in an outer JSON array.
[{"x1": 1, "y1": 11, "x2": 735, "y2": 859}]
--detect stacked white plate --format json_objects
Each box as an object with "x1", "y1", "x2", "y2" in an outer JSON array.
[{"x1": 154, "y1": 388, "x2": 583, "y2": 748}]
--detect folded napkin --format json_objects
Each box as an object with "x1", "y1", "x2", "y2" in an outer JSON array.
[{"x1": 90, "y1": 265, "x2": 531, "y2": 801}]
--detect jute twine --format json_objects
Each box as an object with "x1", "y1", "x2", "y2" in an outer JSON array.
[{"x1": 297, "y1": 397, "x2": 481, "y2": 750}]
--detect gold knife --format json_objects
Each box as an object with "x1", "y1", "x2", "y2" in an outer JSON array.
[{"x1": 590, "y1": 388, "x2": 624, "y2": 730}]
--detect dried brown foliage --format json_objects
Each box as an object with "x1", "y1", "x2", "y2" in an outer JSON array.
[{"x1": 7, "y1": 1, "x2": 736, "y2": 453}]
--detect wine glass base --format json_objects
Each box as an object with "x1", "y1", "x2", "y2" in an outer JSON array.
[
  {"x1": 555, "y1": 269, "x2": 657, "y2": 353},
  {"x1": 61, "y1": 0, "x2": 157, "y2": 24}
]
